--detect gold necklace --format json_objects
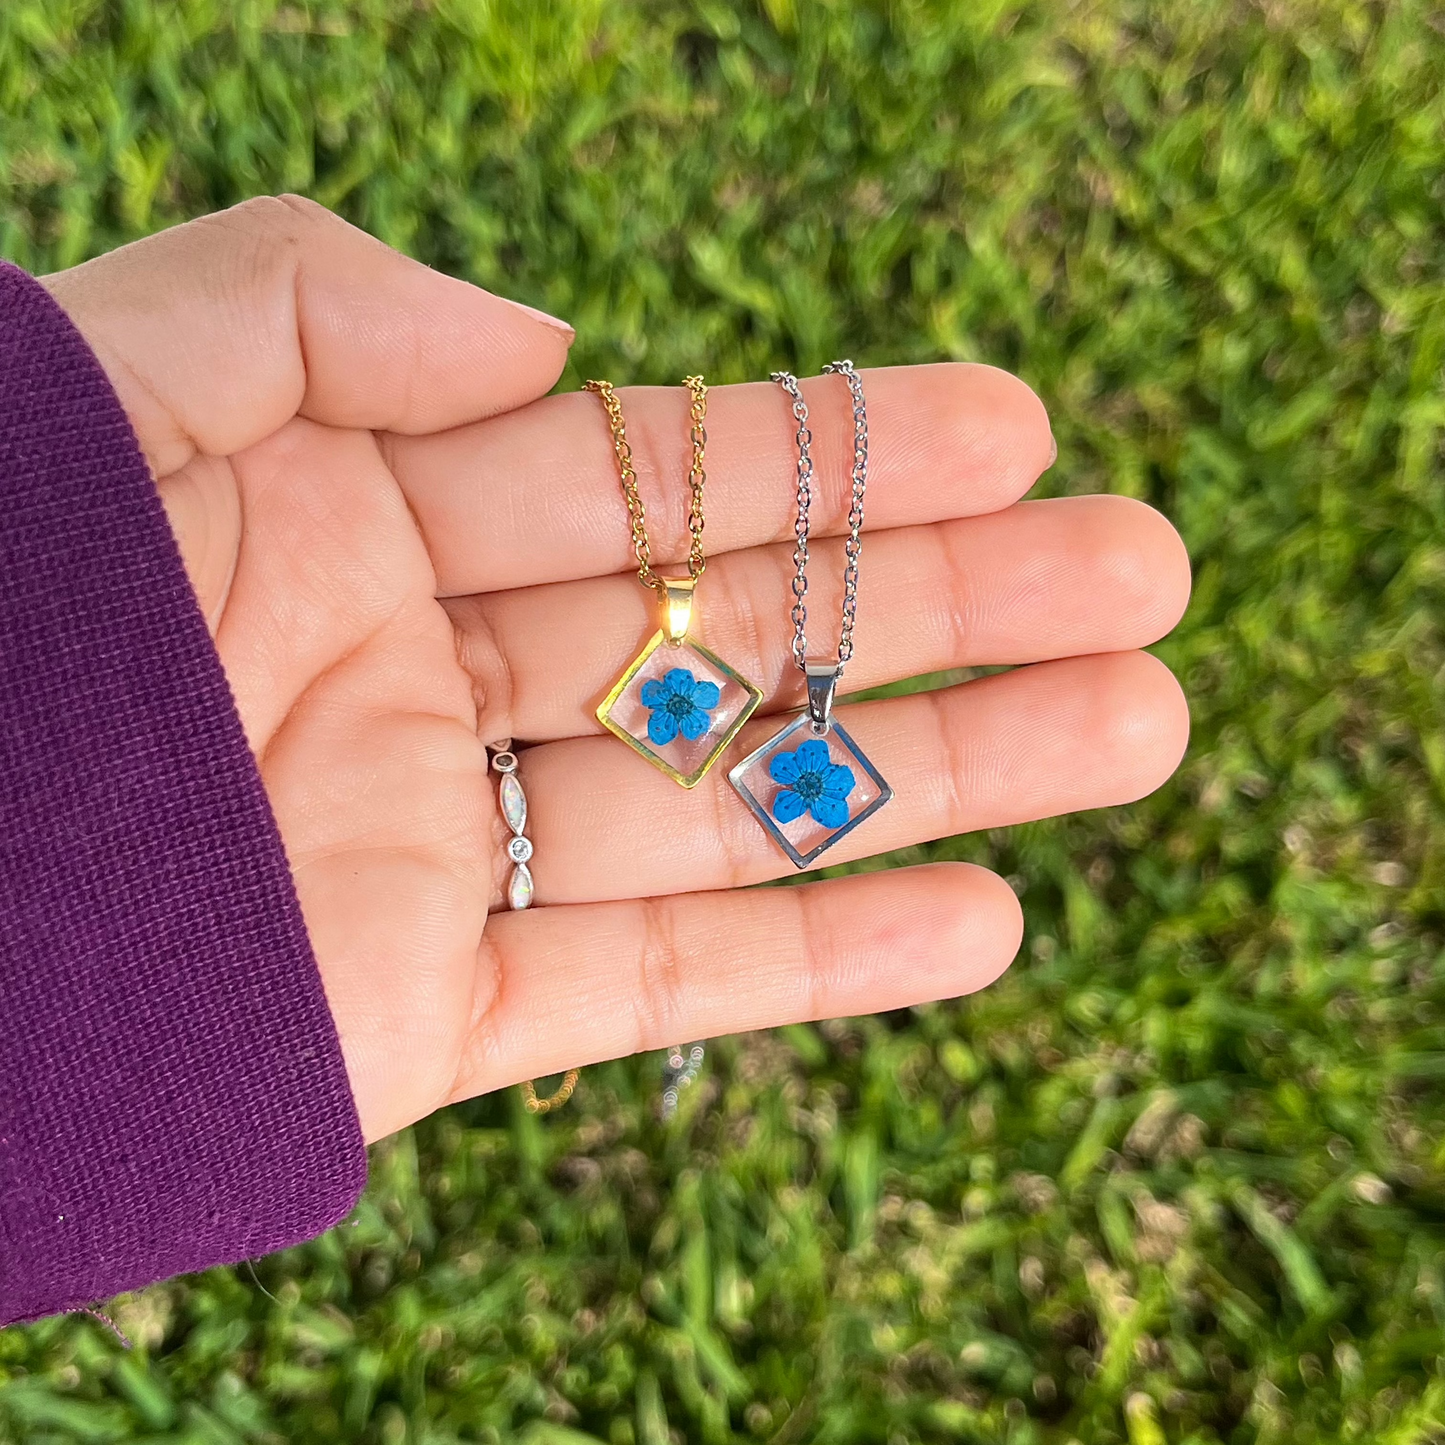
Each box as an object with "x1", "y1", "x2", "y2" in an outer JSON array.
[{"x1": 586, "y1": 376, "x2": 762, "y2": 788}]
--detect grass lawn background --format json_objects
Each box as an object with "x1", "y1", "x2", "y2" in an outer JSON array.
[{"x1": 4, "y1": 1, "x2": 1445, "y2": 1440}]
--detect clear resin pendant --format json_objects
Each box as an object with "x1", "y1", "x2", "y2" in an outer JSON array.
[
  {"x1": 727, "y1": 708, "x2": 892, "y2": 870},
  {"x1": 598, "y1": 578, "x2": 763, "y2": 788}
]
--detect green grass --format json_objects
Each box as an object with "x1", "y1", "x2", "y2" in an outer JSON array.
[{"x1": 4, "y1": 1, "x2": 1445, "y2": 1440}]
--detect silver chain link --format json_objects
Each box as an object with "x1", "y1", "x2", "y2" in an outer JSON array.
[
  {"x1": 770, "y1": 360, "x2": 870, "y2": 673},
  {"x1": 828, "y1": 360, "x2": 869, "y2": 667},
  {"x1": 771, "y1": 370, "x2": 815, "y2": 672}
]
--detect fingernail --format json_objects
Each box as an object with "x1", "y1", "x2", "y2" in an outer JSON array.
[
  {"x1": 508, "y1": 298, "x2": 575, "y2": 339},
  {"x1": 1047, "y1": 434, "x2": 1058, "y2": 468}
]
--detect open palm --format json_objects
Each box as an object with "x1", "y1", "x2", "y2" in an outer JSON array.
[{"x1": 45, "y1": 198, "x2": 1191, "y2": 1143}]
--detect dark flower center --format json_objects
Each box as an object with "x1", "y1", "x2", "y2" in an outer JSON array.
[
  {"x1": 792, "y1": 767, "x2": 826, "y2": 801},
  {"x1": 665, "y1": 692, "x2": 696, "y2": 718}
]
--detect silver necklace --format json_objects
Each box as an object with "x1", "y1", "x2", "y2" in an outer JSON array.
[{"x1": 727, "y1": 361, "x2": 893, "y2": 868}]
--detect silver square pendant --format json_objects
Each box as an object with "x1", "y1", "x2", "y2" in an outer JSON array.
[{"x1": 727, "y1": 715, "x2": 892, "y2": 869}]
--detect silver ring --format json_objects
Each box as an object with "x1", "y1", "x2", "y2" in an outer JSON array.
[{"x1": 487, "y1": 739, "x2": 534, "y2": 911}]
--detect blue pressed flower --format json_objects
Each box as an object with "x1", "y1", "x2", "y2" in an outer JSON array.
[
  {"x1": 769, "y1": 737, "x2": 856, "y2": 828},
  {"x1": 639, "y1": 667, "x2": 721, "y2": 747}
]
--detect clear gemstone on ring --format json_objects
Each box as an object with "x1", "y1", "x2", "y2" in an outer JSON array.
[
  {"x1": 508, "y1": 862, "x2": 534, "y2": 910},
  {"x1": 508, "y1": 835, "x2": 534, "y2": 863},
  {"x1": 500, "y1": 771, "x2": 527, "y2": 832}
]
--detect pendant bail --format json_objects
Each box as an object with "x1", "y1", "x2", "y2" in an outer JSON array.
[
  {"x1": 658, "y1": 576, "x2": 697, "y2": 644},
  {"x1": 805, "y1": 661, "x2": 841, "y2": 734}
]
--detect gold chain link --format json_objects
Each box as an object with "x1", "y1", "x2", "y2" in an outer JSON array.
[
  {"x1": 682, "y1": 374, "x2": 708, "y2": 580},
  {"x1": 520, "y1": 1070, "x2": 581, "y2": 1115},
  {"x1": 585, "y1": 376, "x2": 709, "y2": 595}
]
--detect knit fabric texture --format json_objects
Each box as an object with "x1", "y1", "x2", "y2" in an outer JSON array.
[{"x1": 0, "y1": 262, "x2": 368, "y2": 1328}]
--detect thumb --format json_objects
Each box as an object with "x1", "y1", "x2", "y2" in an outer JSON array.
[{"x1": 40, "y1": 194, "x2": 574, "y2": 478}]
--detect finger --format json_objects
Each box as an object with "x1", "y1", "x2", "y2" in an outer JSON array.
[
  {"x1": 510, "y1": 650, "x2": 1188, "y2": 904},
  {"x1": 451, "y1": 862, "x2": 1021, "y2": 1103},
  {"x1": 447, "y1": 495, "x2": 1191, "y2": 743},
  {"x1": 41, "y1": 195, "x2": 574, "y2": 477},
  {"x1": 389, "y1": 362, "x2": 1053, "y2": 594}
]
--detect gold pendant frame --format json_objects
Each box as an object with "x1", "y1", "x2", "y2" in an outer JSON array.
[{"x1": 597, "y1": 627, "x2": 763, "y2": 789}]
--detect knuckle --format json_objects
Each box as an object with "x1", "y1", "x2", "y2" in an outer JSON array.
[
  {"x1": 276, "y1": 192, "x2": 336, "y2": 225},
  {"x1": 453, "y1": 599, "x2": 517, "y2": 742},
  {"x1": 934, "y1": 524, "x2": 979, "y2": 654},
  {"x1": 927, "y1": 684, "x2": 968, "y2": 826},
  {"x1": 792, "y1": 883, "x2": 830, "y2": 1021},
  {"x1": 227, "y1": 194, "x2": 305, "y2": 238},
  {"x1": 629, "y1": 897, "x2": 688, "y2": 1053},
  {"x1": 206, "y1": 197, "x2": 309, "y2": 288},
  {"x1": 222, "y1": 194, "x2": 340, "y2": 254},
  {"x1": 717, "y1": 548, "x2": 785, "y2": 706},
  {"x1": 710, "y1": 770, "x2": 763, "y2": 890},
  {"x1": 452, "y1": 932, "x2": 505, "y2": 1102}
]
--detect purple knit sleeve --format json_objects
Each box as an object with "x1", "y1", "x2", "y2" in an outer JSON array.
[{"x1": 0, "y1": 262, "x2": 368, "y2": 1327}]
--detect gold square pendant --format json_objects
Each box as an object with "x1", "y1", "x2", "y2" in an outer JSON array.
[{"x1": 597, "y1": 631, "x2": 763, "y2": 788}]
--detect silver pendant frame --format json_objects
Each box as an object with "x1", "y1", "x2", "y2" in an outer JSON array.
[{"x1": 726, "y1": 712, "x2": 893, "y2": 870}]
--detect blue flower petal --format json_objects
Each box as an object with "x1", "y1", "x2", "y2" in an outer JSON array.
[
  {"x1": 810, "y1": 794, "x2": 851, "y2": 828},
  {"x1": 795, "y1": 738, "x2": 832, "y2": 774},
  {"x1": 639, "y1": 678, "x2": 668, "y2": 707},
  {"x1": 663, "y1": 667, "x2": 696, "y2": 694},
  {"x1": 648, "y1": 709, "x2": 680, "y2": 746},
  {"x1": 820, "y1": 763, "x2": 857, "y2": 800},
  {"x1": 679, "y1": 706, "x2": 711, "y2": 740},
  {"x1": 772, "y1": 787, "x2": 807, "y2": 823},
  {"x1": 690, "y1": 678, "x2": 721, "y2": 709},
  {"x1": 769, "y1": 749, "x2": 802, "y2": 785}
]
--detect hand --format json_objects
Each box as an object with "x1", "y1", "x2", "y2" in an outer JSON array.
[{"x1": 44, "y1": 197, "x2": 1191, "y2": 1143}]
